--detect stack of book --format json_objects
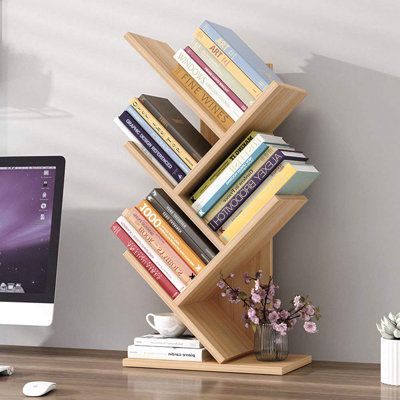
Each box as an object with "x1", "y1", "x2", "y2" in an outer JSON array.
[
  {"x1": 114, "y1": 94, "x2": 211, "y2": 186},
  {"x1": 173, "y1": 20, "x2": 281, "y2": 129},
  {"x1": 128, "y1": 334, "x2": 210, "y2": 362},
  {"x1": 190, "y1": 132, "x2": 320, "y2": 243},
  {"x1": 111, "y1": 188, "x2": 218, "y2": 299}
]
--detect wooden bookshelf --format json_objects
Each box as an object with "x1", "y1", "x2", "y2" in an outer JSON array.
[{"x1": 120, "y1": 31, "x2": 312, "y2": 373}]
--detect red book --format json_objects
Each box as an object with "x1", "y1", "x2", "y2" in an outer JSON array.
[{"x1": 111, "y1": 221, "x2": 179, "y2": 299}]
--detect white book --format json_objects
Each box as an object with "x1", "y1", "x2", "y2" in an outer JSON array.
[
  {"x1": 116, "y1": 216, "x2": 186, "y2": 292},
  {"x1": 128, "y1": 344, "x2": 210, "y2": 362},
  {"x1": 134, "y1": 334, "x2": 203, "y2": 349},
  {"x1": 114, "y1": 118, "x2": 177, "y2": 186},
  {"x1": 174, "y1": 48, "x2": 243, "y2": 121}
]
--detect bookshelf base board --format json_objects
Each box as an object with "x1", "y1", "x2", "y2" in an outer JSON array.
[{"x1": 122, "y1": 354, "x2": 311, "y2": 375}]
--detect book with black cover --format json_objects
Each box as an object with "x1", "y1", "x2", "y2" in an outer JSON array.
[{"x1": 139, "y1": 94, "x2": 212, "y2": 162}]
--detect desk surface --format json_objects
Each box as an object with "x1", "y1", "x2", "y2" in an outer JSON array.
[{"x1": 0, "y1": 346, "x2": 396, "y2": 399}]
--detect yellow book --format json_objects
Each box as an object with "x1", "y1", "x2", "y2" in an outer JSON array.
[
  {"x1": 194, "y1": 28, "x2": 262, "y2": 98},
  {"x1": 130, "y1": 97, "x2": 197, "y2": 170}
]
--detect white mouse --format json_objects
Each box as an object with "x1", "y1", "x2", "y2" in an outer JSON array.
[{"x1": 23, "y1": 381, "x2": 56, "y2": 397}]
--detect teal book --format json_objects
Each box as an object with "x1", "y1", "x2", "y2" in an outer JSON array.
[{"x1": 278, "y1": 165, "x2": 320, "y2": 194}]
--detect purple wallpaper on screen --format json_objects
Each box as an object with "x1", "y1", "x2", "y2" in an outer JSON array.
[{"x1": 0, "y1": 167, "x2": 56, "y2": 293}]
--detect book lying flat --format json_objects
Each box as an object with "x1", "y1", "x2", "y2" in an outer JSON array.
[{"x1": 134, "y1": 334, "x2": 203, "y2": 349}]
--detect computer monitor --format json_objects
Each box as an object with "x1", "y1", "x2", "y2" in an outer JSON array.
[{"x1": 0, "y1": 156, "x2": 65, "y2": 326}]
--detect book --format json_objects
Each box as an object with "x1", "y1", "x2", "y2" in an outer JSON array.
[
  {"x1": 146, "y1": 193, "x2": 212, "y2": 264},
  {"x1": 111, "y1": 222, "x2": 179, "y2": 299},
  {"x1": 128, "y1": 344, "x2": 210, "y2": 362},
  {"x1": 149, "y1": 188, "x2": 218, "y2": 260},
  {"x1": 219, "y1": 162, "x2": 320, "y2": 242},
  {"x1": 190, "y1": 38, "x2": 256, "y2": 107},
  {"x1": 133, "y1": 334, "x2": 203, "y2": 349},
  {"x1": 185, "y1": 46, "x2": 248, "y2": 112},
  {"x1": 173, "y1": 65, "x2": 234, "y2": 131},
  {"x1": 123, "y1": 208, "x2": 195, "y2": 284},
  {"x1": 139, "y1": 94, "x2": 211, "y2": 162},
  {"x1": 174, "y1": 48, "x2": 243, "y2": 121},
  {"x1": 193, "y1": 28, "x2": 262, "y2": 98},
  {"x1": 126, "y1": 105, "x2": 190, "y2": 175},
  {"x1": 200, "y1": 21, "x2": 281, "y2": 91},
  {"x1": 118, "y1": 111, "x2": 185, "y2": 184},
  {"x1": 191, "y1": 132, "x2": 288, "y2": 202},
  {"x1": 130, "y1": 97, "x2": 197, "y2": 170},
  {"x1": 114, "y1": 117, "x2": 177, "y2": 186},
  {"x1": 116, "y1": 216, "x2": 186, "y2": 292},
  {"x1": 136, "y1": 199, "x2": 206, "y2": 274},
  {"x1": 205, "y1": 149, "x2": 308, "y2": 230},
  {"x1": 192, "y1": 134, "x2": 291, "y2": 217}
]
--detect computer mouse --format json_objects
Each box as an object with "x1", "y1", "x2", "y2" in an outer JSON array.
[{"x1": 22, "y1": 381, "x2": 56, "y2": 397}]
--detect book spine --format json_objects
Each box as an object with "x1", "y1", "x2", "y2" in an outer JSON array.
[
  {"x1": 190, "y1": 38, "x2": 256, "y2": 107},
  {"x1": 200, "y1": 22, "x2": 278, "y2": 91},
  {"x1": 136, "y1": 199, "x2": 206, "y2": 274},
  {"x1": 174, "y1": 48, "x2": 243, "y2": 121},
  {"x1": 114, "y1": 118, "x2": 177, "y2": 186},
  {"x1": 185, "y1": 46, "x2": 248, "y2": 112},
  {"x1": 119, "y1": 111, "x2": 185, "y2": 183},
  {"x1": 172, "y1": 65, "x2": 234, "y2": 131},
  {"x1": 123, "y1": 208, "x2": 194, "y2": 284},
  {"x1": 126, "y1": 105, "x2": 190, "y2": 175},
  {"x1": 116, "y1": 216, "x2": 186, "y2": 292},
  {"x1": 130, "y1": 97, "x2": 197, "y2": 170},
  {"x1": 128, "y1": 346, "x2": 208, "y2": 361},
  {"x1": 193, "y1": 28, "x2": 262, "y2": 98},
  {"x1": 150, "y1": 189, "x2": 218, "y2": 260},
  {"x1": 111, "y1": 222, "x2": 179, "y2": 299},
  {"x1": 146, "y1": 194, "x2": 212, "y2": 264},
  {"x1": 133, "y1": 337, "x2": 202, "y2": 348}
]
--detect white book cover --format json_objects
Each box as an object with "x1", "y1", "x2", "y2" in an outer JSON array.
[
  {"x1": 174, "y1": 48, "x2": 243, "y2": 121},
  {"x1": 128, "y1": 344, "x2": 210, "y2": 362},
  {"x1": 133, "y1": 334, "x2": 203, "y2": 349},
  {"x1": 116, "y1": 216, "x2": 186, "y2": 292}
]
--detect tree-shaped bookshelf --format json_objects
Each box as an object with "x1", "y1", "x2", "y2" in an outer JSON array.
[{"x1": 121, "y1": 32, "x2": 312, "y2": 375}]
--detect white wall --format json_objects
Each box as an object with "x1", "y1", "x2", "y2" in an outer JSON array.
[{"x1": 2, "y1": 0, "x2": 400, "y2": 362}]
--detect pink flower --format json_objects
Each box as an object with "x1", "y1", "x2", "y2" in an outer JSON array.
[
  {"x1": 293, "y1": 295, "x2": 302, "y2": 309},
  {"x1": 273, "y1": 322, "x2": 288, "y2": 336},
  {"x1": 251, "y1": 292, "x2": 262, "y2": 303},
  {"x1": 273, "y1": 298, "x2": 281, "y2": 309},
  {"x1": 268, "y1": 311, "x2": 279, "y2": 323},
  {"x1": 217, "y1": 280, "x2": 225, "y2": 289},
  {"x1": 280, "y1": 310, "x2": 290, "y2": 320},
  {"x1": 305, "y1": 305, "x2": 315, "y2": 316},
  {"x1": 304, "y1": 321, "x2": 317, "y2": 333}
]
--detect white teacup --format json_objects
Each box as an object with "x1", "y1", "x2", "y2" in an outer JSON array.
[{"x1": 146, "y1": 313, "x2": 186, "y2": 337}]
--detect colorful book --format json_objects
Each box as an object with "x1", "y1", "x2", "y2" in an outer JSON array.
[
  {"x1": 111, "y1": 222, "x2": 179, "y2": 299},
  {"x1": 133, "y1": 334, "x2": 203, "y2": 349},
  {"x1": 219, "y1": 162, "x2": 320, "y2": 242},
  {"x1": 139, "y1": 94, "x2": 211, "y2": 162},
  {"x1": 174, "y1": 48, "x2": 243, "y2": 121},
  {"x1": 136, "y1": 199, "x2": 206, "y2": 274},
  {"x1": 118, "y1": 111, "x2": 185, "y2": 184},
  {"x1": 173, "y1": 65, "x2": 234, "y2": 130},
  {"x1": 126, "y1": 105, "x2": 190, "y2": 175},
  {"x1": 200, "y1": 21, "x2": 281, "y2": 91},
  {"x1": 123, "y1": 208, "x2": 194, "y2": 284},
  {"x1": 193, "y1": 28, "x2": 262, "y2": 98},
  {"x1": 128, "y1": 344, "x2": 211, "y2": 362},
  {"x1": 205, "y1": 149, "x2": 308, "y2": 230},
  {"x1": 114, "y1": 117, "x2": 177, "y2": 186},
  {"x1": 130, "y1": 97, "x2": 197, "y2": 170},
  {"x1": 116, "y1": 216, "x2": 186, "y2": 292}
]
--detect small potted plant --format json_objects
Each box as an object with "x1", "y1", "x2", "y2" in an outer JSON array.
[
  {"x1": 217, "y1": 270, "x2": 320, "y2": 361},
  {"x1": 377, "y1": 313, "x2": 400, "y2": 385}
]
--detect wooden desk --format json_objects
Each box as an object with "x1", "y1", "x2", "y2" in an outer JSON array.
[{"x1": 0, "y1": 346, "x2": 397, "y2": 399}]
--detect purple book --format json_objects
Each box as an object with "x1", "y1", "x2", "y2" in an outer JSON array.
[
  {"x1": 184, "y1": 46, "x2": 247, "y2": 112},
  {"x1": 208, "y1": 149, "x2": 308, "y2": 231},
  {"x1": 119, "y1": 111, "x2": 185, "y2": 184}
]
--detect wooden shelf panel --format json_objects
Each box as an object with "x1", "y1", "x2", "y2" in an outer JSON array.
[{"x1": 123, "y1": 353, "x2": 312, "y2": 375}]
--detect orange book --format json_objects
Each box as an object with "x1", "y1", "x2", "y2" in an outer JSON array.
[{"x1": 137, "y1": 200, "x2": 206, "y2": 274}]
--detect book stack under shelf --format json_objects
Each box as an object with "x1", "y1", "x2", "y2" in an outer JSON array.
[{"x1": 118, "y1": 28, "x2": 313, "y2": 375}]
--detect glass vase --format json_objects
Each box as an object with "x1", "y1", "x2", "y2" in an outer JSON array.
[{"x1": 254, "y1": 323, "x2": 288, "y2": 361}]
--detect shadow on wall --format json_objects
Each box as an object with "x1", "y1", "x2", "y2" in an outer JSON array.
[{"x1": 274, "y1": 54, "x2": 400, "y2": 362}]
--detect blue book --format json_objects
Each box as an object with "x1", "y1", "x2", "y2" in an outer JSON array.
[
  {"x1": 126, "y1": 106, "x2": 190, "y2": 175},
  {"x1": 200, "y1": 21, "x2": 281, "y2": 91},
  {"x1": 197, "y1": 142, "x2": 269, "y2": 217},
  {"x1": 119, "y1": 111, "x2": 185, "y2": 184}
]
